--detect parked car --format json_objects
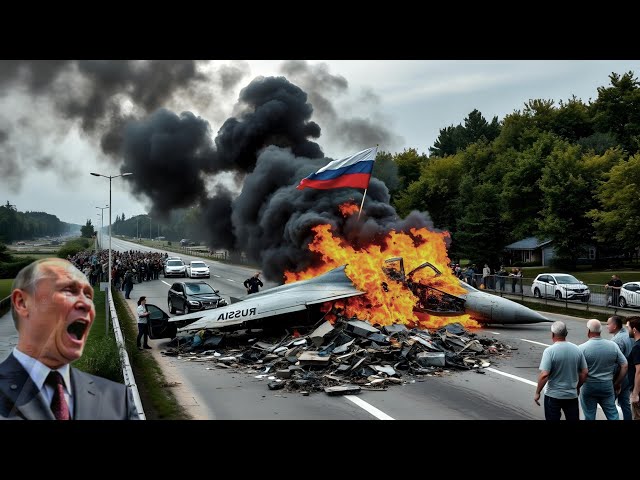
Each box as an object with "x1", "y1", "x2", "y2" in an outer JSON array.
[
  {"x1": 531, "y1": 273, "x2": 590, "y2": 302},
  {"x1": 168, "y1": 280, "x2": 228, "y2": 314},
  {"x1": 164, "y1": 259, "x2": 186, "y2": 277},
  {"x1": 186, "y1": 260, "x2": 210, "y2": 278},
  {"x1": 618, "y1": 282, "x2": 640, "y2": 308}
]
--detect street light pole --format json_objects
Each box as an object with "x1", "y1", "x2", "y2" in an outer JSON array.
[
  {"x1": 149, "y1": 216, "x2": 152, "y2": 239},
  {"x1": 96, "y1": 205, "x2": 108, "y2": 250},
  {"x1": 90, "y1": 172, "x2": 133, "y2": 291}
]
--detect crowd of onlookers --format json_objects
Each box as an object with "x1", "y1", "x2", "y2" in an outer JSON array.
[
  {"x1": 68, "y1": 249, "x2": 168, "y2": 291},
  {"x1": 451, "y1": 263, "x2": 523, "y2": 292}
]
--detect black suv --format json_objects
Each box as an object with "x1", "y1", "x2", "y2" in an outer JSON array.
[{"x1": 168, "y1": 281, "x2": 228, "y2": 314}]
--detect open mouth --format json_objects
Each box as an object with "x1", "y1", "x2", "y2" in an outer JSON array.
[{"x1": 67, "y1": 320, "x2": 89, "y2": 340}]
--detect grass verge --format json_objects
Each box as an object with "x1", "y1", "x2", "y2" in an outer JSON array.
[
  {"x1": 0, "y1": 279, "x2": 13, "y2": 300},
  {"x1": 73, "y1": 289, "x2": 123, "y2": 382},
  {"x1": 111, "y1": 288, "x2": 190, "y2": 420}
]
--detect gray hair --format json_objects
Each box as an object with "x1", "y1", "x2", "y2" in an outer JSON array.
[
  {"x1": 586, "y1": 319, "x2": 602, "y2": 333},
  {"x1": 551, "y1": 321, "x2": 568, "y2": 337},
  {"x1": 11, "y1": 258, "x2": 79, "y2": 329}
]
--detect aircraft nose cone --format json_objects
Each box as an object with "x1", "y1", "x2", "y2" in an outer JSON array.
[{"x1": 464, "y1": 291, "x2": 552, "y2": 324}]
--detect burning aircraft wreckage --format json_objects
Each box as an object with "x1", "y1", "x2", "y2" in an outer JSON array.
[{"x1": 153, "y1": 214, "x2": 549, "y2": 395}]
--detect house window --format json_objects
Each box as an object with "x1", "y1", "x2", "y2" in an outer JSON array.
[{"x1": 589, "y1": 247, "x2": 596, "y2": 260}]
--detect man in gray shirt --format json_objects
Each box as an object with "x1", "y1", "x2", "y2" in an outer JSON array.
[
  {"x1": 535, "y1": 321, "x2": 588, "y2": 420},
  {"x1": 607, "y1": 315, "x2": 634, "y2": 420},
  {"x1": 579, "y1": 319, "x2": 627, "y2": 420}
]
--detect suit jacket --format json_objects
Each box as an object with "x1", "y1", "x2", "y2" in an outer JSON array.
[{"x1": 0, "y1": 354, "x2": 139, "y2": 420}]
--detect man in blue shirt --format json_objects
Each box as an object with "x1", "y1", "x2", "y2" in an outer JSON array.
[
  {"x1": 607, "y1": 315, "x2": 635, "y2": 420},
  {"x1": 535, "y1": 321, "x2": 588, "y2": 420}
]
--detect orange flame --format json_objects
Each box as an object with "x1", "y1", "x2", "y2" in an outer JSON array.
[
  {"x1": 338, "y1": 202, "x2": 359, "y2": 217},
  {"x1": 285, "y1": 220, "x2": 479, "y2": 329}
]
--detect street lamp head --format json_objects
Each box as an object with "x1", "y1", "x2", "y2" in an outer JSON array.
[
  {"x1": 90, "y1": 172, "x2": 102, "y2": 177},
  {"x1": 120, "y1": 172, "x2": 133, "y2": 177}
]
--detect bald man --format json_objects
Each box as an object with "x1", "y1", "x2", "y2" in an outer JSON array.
[
  {"x1": 578, "y1": 319, "x2": 627, "y2": 420},
  {"x1": 0, "y1": 258, "x2": 138, "y2": 420}
]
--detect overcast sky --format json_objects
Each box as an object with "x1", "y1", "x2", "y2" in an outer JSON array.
[{"x1": 1, "y1": 60, "x2": 639, "y2": 226}]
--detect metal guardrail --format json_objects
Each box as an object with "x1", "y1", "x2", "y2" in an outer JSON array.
[
  {"x1": 0, "y1": 295, "x2": 10, "y2": 317},
  {"x1": 462, "y1": 274, "x2": 640, "y2": 315},
  {"x1": 107, "y1": 288, "x2": 146, "y2": 420}
]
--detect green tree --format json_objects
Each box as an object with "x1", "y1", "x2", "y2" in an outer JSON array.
[
  {"x1": 588, "y1": 153, "x2": 640, "y2": 253},
  {"x1": 394, "y1": 154, "x2": 463, "y2": 231},
  {"x1": 394, "y1": 148, "x2": 427, "y2": 192},
  {"x1": 80, "y1": 219, "x2": 95, "y2": 239},
  {"x1": 371, "y1": 150, "x2": 399, "y2": 193},
  {"x1": 537, "y1": 144, "x2": 593, "y2": 267},
  {"x1": 429, "y1": 109, "x2": 500, "y2": 157},
  {"x1": 590, "y1": 71, "x2": 640, "y2": 153}
]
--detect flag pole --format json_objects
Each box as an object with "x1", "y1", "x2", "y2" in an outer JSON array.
[
  {"x1": 357, "y1": 144, "x2": 378, "y2": 221},
  {"x1": 357, "y1": 189, "x2": 367, "y2": 221}
]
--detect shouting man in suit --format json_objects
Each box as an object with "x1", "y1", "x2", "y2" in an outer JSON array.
[{"x1": 0, "y1": 258, "x2": 138, "y2": 420}]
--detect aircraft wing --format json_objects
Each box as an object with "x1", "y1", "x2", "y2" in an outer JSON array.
[{"x1": 170, "y1": 265, "x2": 365, "y2": 332}]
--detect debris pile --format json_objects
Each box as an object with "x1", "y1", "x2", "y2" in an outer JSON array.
[{"x1": 161, "y1": 317, "x2": 514, "y2": 396}]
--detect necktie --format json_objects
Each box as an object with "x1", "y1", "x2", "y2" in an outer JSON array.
[{"x1": 46, "y1": 371, "x2": 70, "y2": 420}]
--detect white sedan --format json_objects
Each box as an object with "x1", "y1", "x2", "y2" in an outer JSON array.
[
  {"x1": 618, "y1": 282, "x2": 640, "y2": 308},
  {"x1": 186, "y1": 261, "x2": 210, "y2": 278}
]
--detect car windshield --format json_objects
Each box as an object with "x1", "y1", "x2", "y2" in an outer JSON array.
[
  {"x1": 185, "y1": 283, "x2": 215, "y2": 294},
  {"x1": 554, "y1": 275, "x2": 580, "y2": 284},
  {"x1": 191, "y1": 262, "x2": 207, "y2": 268},
  {"x1": 167, "y1": 260, "x2": 183, "y2": 266}
]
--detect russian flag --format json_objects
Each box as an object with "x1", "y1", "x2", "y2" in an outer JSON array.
[{"x1": 296, "y1": 147, "x2": 377, "y2": 190}]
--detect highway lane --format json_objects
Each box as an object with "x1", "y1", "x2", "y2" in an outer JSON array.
[{"x1": 63, "y1": 237, "x2": 630, "y2": 419}]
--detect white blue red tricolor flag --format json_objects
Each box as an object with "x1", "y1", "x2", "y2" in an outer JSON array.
[{"x1": 296, "y1": 146, "x2": 377, "y2": 190}]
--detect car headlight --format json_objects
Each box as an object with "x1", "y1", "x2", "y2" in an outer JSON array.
[{"x1": 188, "y1": 300, "x2": 201, "y2": 306}]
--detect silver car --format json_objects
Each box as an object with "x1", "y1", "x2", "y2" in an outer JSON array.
[
  {"x1": 619, "y1": 282, "x2": 640, "y2": 308},
  {"x1": 531, "y1": 273, "x2": 590, "y2": 302},
  {"x1": 186, "y1": 261, "x2": 210, "y2": 278},
  {"x1": 164, "y1": 259, "x2": 186, "y2": 277}
]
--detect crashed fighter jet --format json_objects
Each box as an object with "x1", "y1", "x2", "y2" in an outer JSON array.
[{"x1": 170, "y1": 258, "x2": 549, "y2": 333}]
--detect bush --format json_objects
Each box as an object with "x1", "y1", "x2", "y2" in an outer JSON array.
[
  {"x1": 0, "y1": 258, "x2": 37, "y2": 279},
  {"x1": 57, "y1": 238, "x2": 91, "y2": 259}
]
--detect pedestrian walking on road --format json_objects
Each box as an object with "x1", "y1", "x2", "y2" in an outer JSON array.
[
  {"x1": 535, "y1": 321, "x2": 588, "y2": 420},
  {"x1": 244, "y1": 272, "x2": 263, "y2": 294}
]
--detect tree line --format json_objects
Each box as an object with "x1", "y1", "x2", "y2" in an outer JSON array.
[
  {"x1": 0, "y1": 201, "x2": 75, "y2": 243},
  {"x1": 372, "y1": 71, "x2": 640, "y2": 269}
]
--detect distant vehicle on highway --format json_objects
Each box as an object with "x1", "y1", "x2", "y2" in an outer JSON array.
[
  {"x1": 16, "y1": 241, "x2": 25, "y2": 245},
  {"x1": 186, "y1": 260, "x2": 210, "y2": 278},
  {"x1": 164, "y1": 259, "x2": 186, "y2": 277},
  {"x1": 531, "y1": 273, "x2": 590, "y2": 302},
  {"x1": 167, "y1": 280, "x2": 227, "y2": 315},
  {"x1": 618, "y1": 282, "x2": 640, "y2": 308}
]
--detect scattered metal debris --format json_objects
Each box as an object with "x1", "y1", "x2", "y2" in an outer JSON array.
[{"x1": 161, "y1": 317, "x2": 513, "y2": 396}]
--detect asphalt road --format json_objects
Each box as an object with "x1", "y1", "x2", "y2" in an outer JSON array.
[
  {"x1": 0, "y1": 237, "x2": 625, "y2": 420},
  {"x1": 108, "y1": 238, "x2": 626, "y2": 420}
]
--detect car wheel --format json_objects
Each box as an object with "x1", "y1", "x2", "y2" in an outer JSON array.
[
  {"x1": 555, "y1": 290, "x2": 562, "y2": 301},
  {"x1": 619, "y1": 297, "x2": 627, "y2": 308},
  {"x1": 169, "y1": 299, "x2": 176, "y2": 314},
  {"x1": 534, "y1": 288, "x2": 541, "y2": 298},
  {"x1": 184, "y1": 305, "x2": 190, "y2": 315}
]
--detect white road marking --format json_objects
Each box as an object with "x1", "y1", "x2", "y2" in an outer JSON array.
[
  {"x1": 485, "y1": 367, "x2": 538, "y2": 387},
  {"x1": 227, "y1": 279, "x2": 235, "y2": 282},
  {"x1": 344, "y1": 395, "x2": 395, "y2": 420},
  {"x1": 161, "y1": 280, "x2": 171, "y2": 286},
  {"x1": 214, "y1": 275, "x2": 221, "y2": 278},
  {"x1": 488, "y1": 331, "x2": 501, "y2": 335},
  {"x1": 520, "y1": 338, "x2": 550, "y2": 347}
]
